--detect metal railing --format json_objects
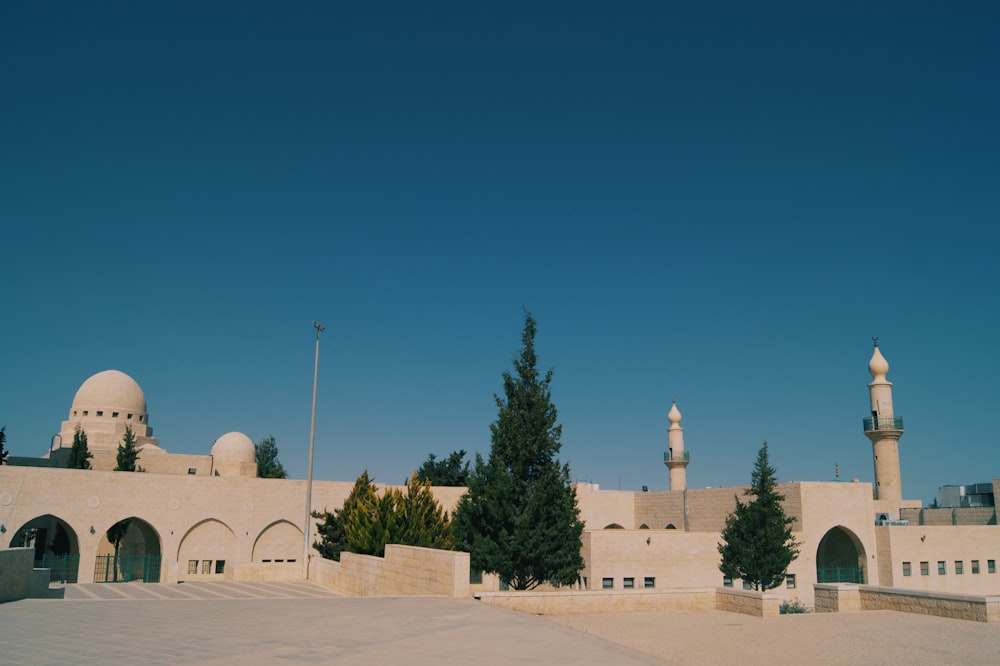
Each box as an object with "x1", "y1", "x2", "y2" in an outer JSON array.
[
  {"x1": 93, "y1": 554, "x2": 162, "y2": 583},
  {"x1": 816, "y1": 565, "x2": 865, "y2": 584},
  {"x1": 863, "y1": 415, "x2": 904, "y2": 431},
  {"x1": 41, "y1": 553, "x2": 80, "y2": 583},
  {"x1": 664, "y1": 451, "x2": 691, "y2": 462}
]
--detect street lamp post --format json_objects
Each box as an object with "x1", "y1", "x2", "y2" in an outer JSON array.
[{"x1": 303, "y1": 320, "x2": 325, "y2": 577}]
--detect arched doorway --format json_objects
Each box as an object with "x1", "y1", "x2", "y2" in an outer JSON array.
[
  {"x1": 94, "y1": 517, "x2": 162, "y2": 583},
  {"x1": 177, "y1": 518, "x2": 238, "y2": 581},
  {"x1": 8, "y1": 514, "x2": 80, "y2": 583},
  {"x1": 816, "y1": 526, "x2": 866, "y2": 584}
]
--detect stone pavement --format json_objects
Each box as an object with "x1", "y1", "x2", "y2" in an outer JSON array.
[
  {"x1": 3, "y1": 582, "x2": 1000, "y2": 665},
  {"x1": 0, "y1": 582, "x2": 663, "y2": 665}
]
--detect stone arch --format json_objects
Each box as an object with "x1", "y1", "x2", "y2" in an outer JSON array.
[
  {"x1": 252, "y1": 520, "x2": 303, "y2": 563},
  {"x1": 603, "y1": 523, "x2": 625, "y2": 529},
  {"x1": 8, "y1": 514, "x2": 81, "y2": 582},
  {"x1": 94, "y1": 517, "x2": 162, "y2": 583},
  {"x1": 816, "y1": 525, "x2": 867, "y2": 583},
  {"x1": 177, "y1": 518, "x2": 237, "y2": 580}
]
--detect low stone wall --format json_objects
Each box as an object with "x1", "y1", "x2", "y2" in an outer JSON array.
[
  {"x1": 0, "y1": 548, "x2": 41, "y2": 602},
  {"x1": 815, "y1": 584, "x2": 1000, "y2": 623},
  {"x1": 715, "y1": 587, "x2": 781, "y2": 618},
  {"x1": 230, "y1": 561, "x2": 304, "y2": 582},
  {"x1": 475, "y1": 588, "x2": 718, "y2": 615},
  {"x1": 308, "y1": 545, "x2": 469, "y2": 597}
]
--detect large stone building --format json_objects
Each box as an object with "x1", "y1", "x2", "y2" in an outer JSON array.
[{"x1": 2, "y1": 344, "x2": 999, "y2": 607}]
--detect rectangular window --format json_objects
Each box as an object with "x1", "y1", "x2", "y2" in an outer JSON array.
[
  {"x1": 215, "y1": 560, "x2": 225, "y2": 574},
  {"x1": 920, "y1": 561, "x2": 929, "y2": 576},
  {"x1": 723, "y1": 576, "x2": 733, "y2": 588},
  {"x1": 127, "y1": 413, "x2": 132, "y2": 419},
  {"x1": 955, "y1": 560, "x2": 964, "y2": 575},
  {"x1": 989, "y1": 560, "x2": 997, "y2": 574},
  {"x1": 469, "y1": 570, "x2": 483, "y2": 584},
  {"x1": 201, "y1": 560, "x2": 211, "y2": 574},
  {"x1": 644, "y1": 577, "x2": 656, "y2": 589},
  {"x1": 96, "y1": 411, "x2": 103, "y2": 417},
  {"x1": 938, "y1": 561, "x2": 946, "y2": 575},
  {"x1": 188, "y1": 468, "x2": 197, "y2": 475},
  {"x1": 112, "y1": 412, "x2": 119, "y2": 418},
  {"x1": 623, "y1": 577, "x2": 635, "y2": 589},
  {"x1": 786, "y1": 574, "x2": 796, "y2": 589},
  {"x1": 902, "y1": 562, "x2": 911, "y2": 577},
  {"x1": 583, "y1": 576, "x2": 588, "y2": 589},
  {"x1": 972, "y1": 560, "x2": 980, "y2": 574},
  {"x1": 602, "y1": 577, "x2": 613, "y2": 590},
  {"x1": 742, "y1": 580, "x2": 752, "y2": 590},
  {"x1": 188, "y1": 560, "x2": 198, "y2": 574}
]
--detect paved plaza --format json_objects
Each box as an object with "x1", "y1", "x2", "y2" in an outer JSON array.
[{"x1": 2, "y1": 582, "x2": 1000, "y2": 665}]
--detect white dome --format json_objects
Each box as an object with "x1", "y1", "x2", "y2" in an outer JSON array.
[
  {"x1": 211, "y1": 432, "x2": 256, "y2": 464},
  {"x1": 868, "y1": 344, "x2": 890, "y2": 382},
  {"x1": 71, "y1": 370, "x2": 147, "y2": 418}
]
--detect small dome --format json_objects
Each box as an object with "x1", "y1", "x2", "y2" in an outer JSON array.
[
  {"x1": 868, "y1": 344, "x2": 889, "y2": 382},
  {"x1": 668, "y1": 400, "x2": 682, "y2": 426},
  {"x1": 71, "y1": 370, "x2": 147, "y2": 417},
  {"x1": 211, "y1": 432, "x2": 256, "y2": 464}
]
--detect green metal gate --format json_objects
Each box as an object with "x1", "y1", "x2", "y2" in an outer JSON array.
[
  {"x1": 93, "y1": 554, "x2": 162, "y2": 583},
  {"x1": 816, "y1": 565, "x2": 865, "y2": 584},
  {"x1": 41, "y1": 553, "x2": 80, "y2": 583}
]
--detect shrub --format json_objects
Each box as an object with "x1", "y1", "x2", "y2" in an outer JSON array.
[{"x1": 779, "y1": 599, "x2": 808, "y2": 614}]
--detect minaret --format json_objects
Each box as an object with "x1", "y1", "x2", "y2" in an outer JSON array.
[
  {"x1": 863, "y1": 339, "x2": 904, "y2": 501},
  {"x1": 664, "y1": 400, "x2": 689, "y2": 491}
]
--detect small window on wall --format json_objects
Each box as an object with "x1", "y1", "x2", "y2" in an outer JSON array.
[
  {"x1": 188, "y1": 468, "x2": 197, "y2": 475},
  {"x1": 602, "y1": 578, "x2": 613, "y2": 590},
  {"x1": 786, "y1": 574, "x2": 796, "y2": 589},
  {"x1": 470, "y1": 570, "x2": 483, "y2": 584},
  {"x1": 112, "y1": 411, "x2": 119, "y2": 417},
  {"x1": 723, "y1": 576, "x2": 733, "y2": 588},
  {"x1": 127, "y1": 414, "x2": 133, "y2": 420},
  {"x1": 623, "y1": 577, "x2": 635, "y2": 589},
  {"x1": 972, "y1": 560, "x2": 980, "y2": 574},
  {"x1": 188, "y1": 560, "x2": 198, "y2": 574},
  {"x1": 955, "y1": 561, "x2": 964, "y2": 575},
  {"x1": 644, "y1": 577, "x2": 655, "y2": 589},
  {"x1": 920, "y1": 562, "x2": 929, "y2": 576},
  {"x1": 201, "y1": 560, "x2": 211, "y2": 574},
  {"x1": 215, "y1": 560, "x2": 225, "y2": 574},
  {"x1": 938, "y1": 561, "x2": 946, "y2": 575},
  {"x1": 989, "y1": 560, "x2": 997, "y2": 574},
  {"x1": 96, "y1": 411, "x2": 103, "y2": 417},
  {"x1": 902, "y1": 562, "x2": 911, "y2": 576},
  {"x1": 742, "y1": 580, "x2": 752, "y2": 590}
]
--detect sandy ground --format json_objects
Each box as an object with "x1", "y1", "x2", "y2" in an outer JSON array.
[{"x1": 544, "y1": 609, "x2": 1000, "y2": 665}]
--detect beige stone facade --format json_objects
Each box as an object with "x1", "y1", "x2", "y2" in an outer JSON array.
[{"x1": 3, "y1": 348, "x2": 1000, "y2": 611}]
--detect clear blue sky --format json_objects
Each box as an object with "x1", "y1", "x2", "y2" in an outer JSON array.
[{"x1": 3, "y1": 2, "x2": 998, "y2": 506}]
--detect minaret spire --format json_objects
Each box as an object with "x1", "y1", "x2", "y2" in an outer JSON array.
[
  {"x1": 664, "y1": 399, "x2": 689, "y2": 491},
  {"x1": 863, "y1": 339, "x2": 904, "y2": 502}
]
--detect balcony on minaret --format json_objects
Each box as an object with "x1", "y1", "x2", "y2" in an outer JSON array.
[
  {"x1": 863, "y1": 415, "x2": 904, "y2": 433},
  {"x1": 664, "y1": 450, "x2": 691, "y2": 463}
]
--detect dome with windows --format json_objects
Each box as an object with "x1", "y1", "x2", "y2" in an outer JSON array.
[{"x1": 70, "y1": 369, "x2": 147, "y2": 422}]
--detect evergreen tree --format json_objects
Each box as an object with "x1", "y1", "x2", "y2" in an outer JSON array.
[
  {"x1": 106, "y1": 519, "x2": 132, "y2": 582},
  {"x1": 67, "y1": 425, "x2": 93, "y2": 469},
  {"x1": 115, "y1": 425, "x2": 140, "y2": 471},
  {"x1": 313, "y1": 470, "x2": 378, "y2": 561},
  {"x1": 452, "y1": 310, "x2": 584, "y2": 590},
  {"x1": 0, "y1": 426, "x2": 8, "y2": 465},
  {"x1": 395, "y1": 472, "x2": 454, "y2": 550},
  {"x1": 255, "y1": 435, "x2": 288, "y2": 478},
  {"x1": 718, "y1": 442, "x2": 800, "y2": 591},
  {"x1": 416, "y1": 450, "x2": 470, "y2": 486}
]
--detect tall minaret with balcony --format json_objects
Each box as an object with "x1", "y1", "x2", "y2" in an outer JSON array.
[
  {"x1": 664, "y1": 400, "x2": 689, "y2": 491},
  {"x1": 863, "y1": 339, "x2": 904, "y2": 501}
]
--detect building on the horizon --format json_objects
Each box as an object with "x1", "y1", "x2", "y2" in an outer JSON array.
[{"x1": 2, "y1": 343, "x2": 999, "y2": 607}]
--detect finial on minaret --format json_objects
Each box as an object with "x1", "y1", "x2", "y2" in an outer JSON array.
[
  {"x1": 872, "y1": 336, "x2": 879, "y2": 348},
  {"x1": 835, "y1": 463, "x2": 840, "y2": 480}
]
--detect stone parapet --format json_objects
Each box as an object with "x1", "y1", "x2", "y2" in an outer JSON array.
[
  {"x1": 308, "y1": 545, "x2": 469, "y2": 597},
  {"x1": 814, "y1": 583, "x2": 1000, "y2": 623},
  {"x1": 475, "y1": 588, "x2": 718, "y2": 615},
  {"x1": 0, "y1": 548, "x2": 39, "y2": 602},
  {"x1": 715, "y1": 587, "x2": 781, "y2": 618},
  {"x1": 814, "y1": 583, "x2": 861, "y2": 613}
]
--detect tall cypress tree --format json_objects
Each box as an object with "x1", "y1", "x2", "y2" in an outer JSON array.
[
  {"x1": 452, "y1": 310, "x2": 584, "y2": 590},
  {"x1": 0, "y1": 426, "x2": 8, "y2": 465},
  {"x1": 67, "y1": 425, "x2": 93, "y2": 469},
  {"x1": 718, "y1": 442, "x2": 800, "y2": 590},
  {"x1": 115, "y1": 425, "x2": 140, "y2": 471}
]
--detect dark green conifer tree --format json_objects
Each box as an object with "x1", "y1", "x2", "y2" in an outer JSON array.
[
  {"x1": 452, "y1": 310, "x2": 584, "y2": 590},
  {"x1": 0, "y1": 426, "x2": 8, "y2": 465},
  {"x1": 115, "y1": 425, "x2": 140, "y2": 471},
  {"x1": 255, "y1": 435, "x2": 288, "y2": 478},
  {"x1": 416, "y1": 450, "x2": 470, "y2": 486},
  {"x1": 718, "y1": 442, "x2": 800, "y2": 590},
  {"x1": 67, "y1": 425, "x2": 93, "y2": 469}
]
